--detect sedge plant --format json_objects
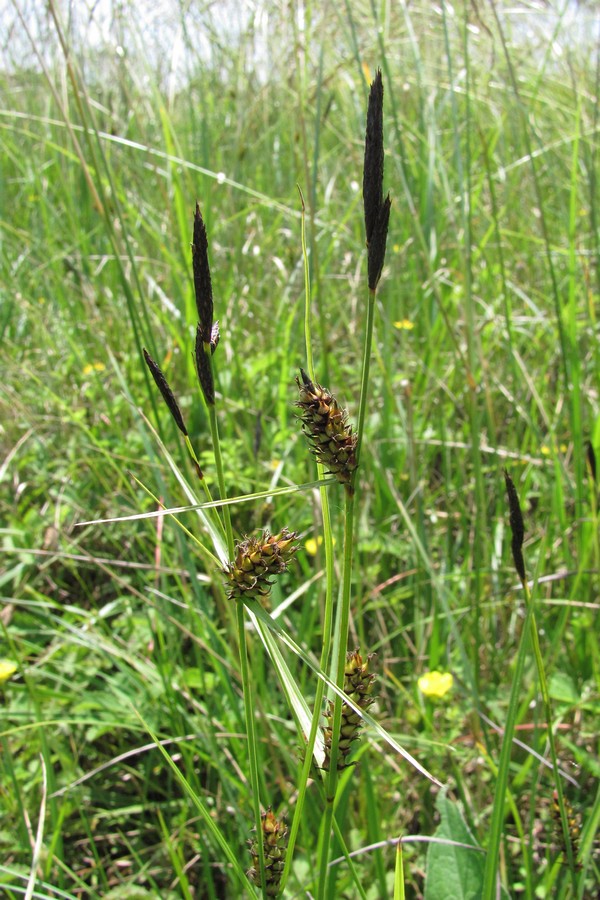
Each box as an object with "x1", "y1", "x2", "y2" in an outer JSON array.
[{"x1": 140, "y1": 69, "x2": 418, "y2": 899}]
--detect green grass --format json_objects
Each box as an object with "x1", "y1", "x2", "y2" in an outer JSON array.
[{"x1": 1, "y1": 1, "x2": 599, "y2": 897}]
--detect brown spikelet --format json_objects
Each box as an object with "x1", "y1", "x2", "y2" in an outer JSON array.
[
  {"x1": 192, "y1": 204, "x2": 213, "y2": 345},
  {"x1": 248, "y1": 808, "x2": 288, "y2": 896},
  {"x1": 224, "y1": 529, "x2": 298, "y2": 606},
  {"x1": 504, "y1": 469, "x2": 526, "y2": 584},
  {"x1": 295, "y1": 369, "x2": 358, "y2": 491},
  {"x1": 195, "y1": 324, "x2": 215, "y2": 405},
  {"x1": 323, "y1": 650, "x2": 377, "y2": 770},
  {"x1": 142, "y1": 348, "x2": 188, "y2": 436}
]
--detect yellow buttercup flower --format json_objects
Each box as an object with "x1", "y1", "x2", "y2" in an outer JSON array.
[
  {"x1": 418, "y1": 670, "x2": 453, "y2": 699},
  {"x1": 305, "y1": 537, "x2": 320, "y2": 556},
  {"x1": 393, "y1": 319, "x2": 414, "y2": 331},
  {"x1": 304, "y1": 535, "x2": 335, "y2": 556},
  {"x1": 82, "y1": 362, "x2": 106, "y2": 375},
  {"x1": 0, "y1": 660, "x2": 18, "y2": 685}
]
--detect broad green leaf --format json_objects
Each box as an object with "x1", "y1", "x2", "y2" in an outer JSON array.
[{"x1": 425, "y1": 788, "x2": 487, "y2": 900}]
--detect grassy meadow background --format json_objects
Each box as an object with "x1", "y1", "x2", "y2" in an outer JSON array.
[{"x1": 1, "y1": 0, "x2": 599, "y2": 897}]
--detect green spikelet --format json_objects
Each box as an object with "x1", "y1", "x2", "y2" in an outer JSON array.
[
  {"x1": 323, "y1": 649, "x2": 377, "y2": 770},
  {"x1": 224, "y1": 529, "x2": 298, "y2": 605},
  {"x1": 248, "y1": 808, "x2": 288, "y2": 896},
  {"x1": 296, "y1": 369, "x2": 358, "y2": 490}
]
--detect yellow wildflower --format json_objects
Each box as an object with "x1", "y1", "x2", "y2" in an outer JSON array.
[
  {"x1": 305, "y1": 536, "x2": 322, "y2": 557},
  {"x1": 82, "y1": 362, "x2": 106, "y2": 375},
  {"x1": 393, "y1": 319, "x2": 414, "y2": 331},
  {"x1": 0, "y1": 660, "x2": 18, "y2": 685},
  {"x1": 418, "y1": 670, "x2": 453, "y2": 699},
  {"x1": 304, "y1": 535, "x2": 335, "y2": 556}
]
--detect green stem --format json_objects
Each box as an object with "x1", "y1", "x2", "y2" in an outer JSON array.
[
  {"x1": 316, "y1": 488, "x2": 355, "y2": 899},
  {"x1": 315, "y1": 273, "x2": 378, "y2": 896},
  {"x1": 281, "y1": 185, "x2": 337, "y2": 897},
  {"x1": 481, "y1": 584, "x2": 532, "y2": 899},
  {"x1": 482, "y1": 576, "x2": 578, "y2": 897},
  {"x1": 354, "y1": 288, "x2": 376, "y2": 468},
  {"x1": 236, "y1": 601, "x2": 266, "y2": 899},
  {"x1": 527, "y1": 599, "x2": 578, "y2": 888},
  {"x1": 183, "y1": 433, "x2": 228, "y2": 545},
  {"x1": 206, "y1": 388, "x2": 264, "y2": 897},
  {"x1": 207, "y1": 400, "x2": 234, "y2": 558}
]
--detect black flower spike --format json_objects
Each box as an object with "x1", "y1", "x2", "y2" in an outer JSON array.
[
  {"x1": 504, "y1": 470, "x2": 526, "y2": 584},
  {"x1": 142, "y1": 348, "x2": 188, "y2": 436},
  {"x1": 248, "y1": 808, "x2": 288, "y2": 896},
  {"x1": 367, "y1": 193, "x2": 391, "y2": 291},
  {"x1": 195, "y1": 324, "x2": 215, "y2": 406},
  {"x1": 323, "y1": 649, "x2": 377, "y2": 770},
  {"x1": 363, "y1": 69, "x2": 384, "y2": 246},
  {"x1": 586, "y1": 440, "x2": 596, "y2": 482},
  {"x1": 363, "y1": 69, "x2": 391, "y2": 291},
  {"x1": 296, "y1": 369, "x2": 358, "y2": 491},
  {"x1": 192, "y1": 204, "x2": 213, "y2": 345}
]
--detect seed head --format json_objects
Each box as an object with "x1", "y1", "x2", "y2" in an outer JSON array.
[
  {"x1": 248, "y1": 808, "x2": 288, "y2": 896},
  {"x1": 295, "y1": 369, "x2": 358, "y2": 491},
  {"x1": 323, "y1": 649, "x2": 377, "y2": 770},
  {"x1": 224, "y1": 528, "x2": 298, "y2": 605}
]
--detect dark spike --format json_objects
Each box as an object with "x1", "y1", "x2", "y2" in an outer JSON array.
[
  {"x1": 195, "y1": 324, "x2": 215, "y2": 405},
  {"x1": 299, "y1": 367, "x2": 313, "y2": 388},
  {"x1": 142, "y1": 348, "x2": 188, "y2": 436},
  {"x1": 367, "y1": 193, "x2": 391, "y2": 291},
  {"x1": 504, "y1": 469, "x2": 526, "y2": 584},
  {"x1": 192, "y1": 204, "x2": 213, "y2": 345},
  {"x1": 363, "y1": 69, "x2": 384, "y2": 247},
  {"x1": 586, "y1": 440, "x2": 596, "y2": 482}
]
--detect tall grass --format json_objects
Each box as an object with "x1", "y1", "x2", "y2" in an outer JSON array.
[{"x1": 1, "y1": 1, "x2": 599, "y2": 897}]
